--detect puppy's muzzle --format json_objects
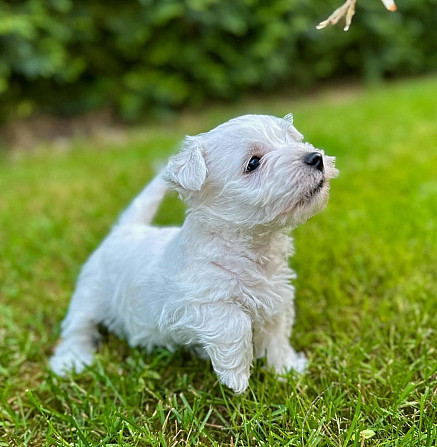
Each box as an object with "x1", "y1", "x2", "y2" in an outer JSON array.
[{"x1": 304, "y1": 152, "x2": 324, "y2": 172}]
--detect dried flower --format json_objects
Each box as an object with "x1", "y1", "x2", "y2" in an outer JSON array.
[{"x1": 381, "y1": 0, "x2": 397, "y2": 12}]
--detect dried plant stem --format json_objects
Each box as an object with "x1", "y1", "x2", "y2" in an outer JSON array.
[
  {"x1": 317, "y1": 0, "x2": 397, "y2": 31},
  {"x1": 316, "y1": 0, "x2": 357, "y2": 31}
]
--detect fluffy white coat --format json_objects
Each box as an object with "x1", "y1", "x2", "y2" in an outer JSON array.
[{"x1": 50, "y1": 114, "x2": 338, "y2": 393}]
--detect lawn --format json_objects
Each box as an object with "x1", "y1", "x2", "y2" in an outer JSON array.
[{"x1": 1, "y1": 76, "x2": 437, "y2": 447}]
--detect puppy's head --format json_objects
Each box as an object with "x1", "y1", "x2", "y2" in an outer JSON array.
[{"x1": 163, "y1": 114, "x2": 338, "y2": 229}]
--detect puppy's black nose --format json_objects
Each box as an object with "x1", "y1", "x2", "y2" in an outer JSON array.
[{"x1": 304, "y1": 152, "x2": 324, "y2": 172}]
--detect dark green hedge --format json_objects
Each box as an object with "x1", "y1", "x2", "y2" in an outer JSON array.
[{"x1": 0, "y1": 0, "x2": 436, "y2": 121}]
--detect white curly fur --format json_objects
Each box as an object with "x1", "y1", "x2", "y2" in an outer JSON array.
[{"x1": 50, "y1": 114, "x2": 338, "y2": 393}]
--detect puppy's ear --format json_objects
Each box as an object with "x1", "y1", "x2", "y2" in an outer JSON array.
[{"x1": 163, "y1": 136, "x2": 207, "y2": 193}]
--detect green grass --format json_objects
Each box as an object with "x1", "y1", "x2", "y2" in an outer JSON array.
[{"x1": 1, "y1": 76, "x2": 437, "y2": 446}]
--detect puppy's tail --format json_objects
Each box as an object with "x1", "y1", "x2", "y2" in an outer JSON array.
[{"x1": 117, "y1": 172, "x2": 168, "y2": 226}]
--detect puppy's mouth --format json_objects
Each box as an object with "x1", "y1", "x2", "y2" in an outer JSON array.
[
  {"x1": 276, "y1": 178, "x2": 328, "y2": 222},
  {"x1": 294, "y1": 179, "x2": 325, "y2": 208},
  {"x1": 309, "y1": 179, "x2": 324, "y2": 198}
]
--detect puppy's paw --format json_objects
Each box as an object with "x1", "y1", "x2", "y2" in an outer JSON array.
[
  {"x1": 269, "y1": 346, "x2": 307, "y2": 375},
  {"x1": 50, "y1": 343, "x2": 94, "y2": 376},
  {"x1": 283, "y1": 350, "x2": 307, "y2": 374},
  {"x1": 219, "y1": 370, "x2": 250, "y2": 394}
]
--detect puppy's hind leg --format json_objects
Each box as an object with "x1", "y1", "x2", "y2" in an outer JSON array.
[{"x1": 50, "y1": 258, "x2": 102, "y2": 376}]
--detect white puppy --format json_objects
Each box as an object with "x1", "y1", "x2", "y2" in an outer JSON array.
[{"x1": 50, "y1": 114, "x2": 338, "y2": 393}]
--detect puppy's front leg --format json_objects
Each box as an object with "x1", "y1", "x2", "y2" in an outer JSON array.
[
  {"x1": 170, "y1": 304, "x2": 253, "y2": 394},
  {"x1": 254, "y1": 313, "x2": 307, "y2": 375}
]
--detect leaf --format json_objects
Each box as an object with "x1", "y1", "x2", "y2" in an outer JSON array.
[
  {"x1": 361, "y1": 429, "x2": 376, "y2": 439},
  {"x1": 351, "y1": 429, "x2": 376, "y2": 441}
]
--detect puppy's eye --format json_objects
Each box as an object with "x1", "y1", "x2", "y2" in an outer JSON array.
[{"x1": 246, "y1": 156, "x2": 261, "y2": 172}]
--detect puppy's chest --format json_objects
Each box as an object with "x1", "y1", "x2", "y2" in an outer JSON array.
[{"x1": 211, "y1": 253, "x2": 295, "y2": 321}]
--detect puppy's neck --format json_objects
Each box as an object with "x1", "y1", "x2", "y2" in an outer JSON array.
[{"x1": 184, "y1": 211, "x2": 290, "y2": 261}]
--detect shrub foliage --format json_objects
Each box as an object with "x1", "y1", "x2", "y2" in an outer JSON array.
[{"x1": 0, "y1": 0, "x2": 436, "y2": 120}]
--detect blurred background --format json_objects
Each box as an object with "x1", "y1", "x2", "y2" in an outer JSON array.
[{"x1": 0, "y1": 0, "x2": 436, "y2": 147}]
